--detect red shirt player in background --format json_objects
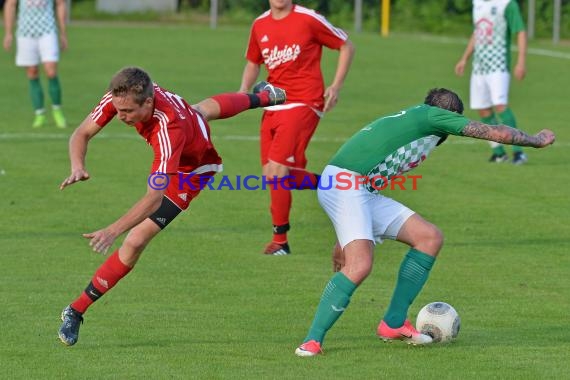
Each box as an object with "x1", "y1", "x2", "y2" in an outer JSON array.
[
  {"x1": 239, "y1": 0, "x2": 355, "y2": 256},
  {"x1": 57, "y1": 66, "x2": 285, "y2": 346}
]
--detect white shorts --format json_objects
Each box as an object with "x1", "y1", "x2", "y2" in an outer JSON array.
[
  {"x1": 317, "y1": 165, "x2": 415, "y2": 249},
  {"x1": 16, "y1": 33, "x2": 59, "y2": 66},
  {"x1": 469, "y1": 72, "x2": 510, "y2": 109}
]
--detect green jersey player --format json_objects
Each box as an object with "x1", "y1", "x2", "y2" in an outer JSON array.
[
  {"x1": 455, "y1": 0, "x2": 527, "y2": 164},
  {"x1": 3, "y1": 0, "x2": 68, "y2": 128},
  {"x1": 295, "y1": 88, "x2": 555, "y2": 357}
]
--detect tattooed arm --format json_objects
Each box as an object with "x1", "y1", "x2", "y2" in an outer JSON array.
[{"x1": 462, "y1": 121, "x2": 555, "y2": 148}]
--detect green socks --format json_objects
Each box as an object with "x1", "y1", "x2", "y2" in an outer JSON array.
[
  {"x1": 303, "y1": 250, "x2": 435, "y2": 342},
  {"x1": 48, "y1": 76, "x2": 62, "y2": 106},
  {"x1": 497, "y1": 108, "x2": 517, "y2": 128},
  {"x1": 29, "y1": 78, "x2": 44, "y2": 112},
  {"x1": 481, "y1": 114, "x2": 497, "y2": 125},
  {"x1": 30, "y1": 77, "x2": 62, "y2": 110},
  {"x1": 383, "y1": 249, "x2": 435, "y2": 328},
  {"x1": 29, "y1": 76, "x2": 65, "y2": 127},
  {"x1": 304, "y1": 272, "x2": 357, "y2": 344},
  {"x1": 497, "y1": 108, "x2": 522, "y2": 153}
]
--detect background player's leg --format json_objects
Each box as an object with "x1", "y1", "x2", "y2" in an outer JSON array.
[
  {"x1": 479, "y1": 108, "x2": 508, "y2": 161},
  {"x1": 26, "y1": 66, "x2": 46, "y2": 128},
  {"x1": 263, "y1": 160, "x2": 292, "y2": 255},
  {"x1": 495, "y1": 105, "x2": 527, "y2": 164},
  {"x1": 44, "y1": 61, "x2": 66, "y2": 128}
]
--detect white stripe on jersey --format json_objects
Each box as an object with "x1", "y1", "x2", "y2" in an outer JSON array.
[
  {"x1": 154, "y1": 111, "x2": 168, "y2": 173},
  {"x1": 294, "y1": 6, "x2": 348, "y2": 40},
  {"x1": 154, "y1": 109, "x2": 172, "y2": 174},
  {"x1": 179, "y1": 164, "x2": 224, "y2": 175},
  {"x1": 91, "y1": 92, "x2": 113, "y2": 122},
  {"x1": 195, "y1": 113, "x2": 209, "y2": 141},
  {"x1": 264, "y1": 102, "x2": 323, "y2": 118},
  {"x1": 254, "y1": 9, "x2": 271, "y2": 22}
]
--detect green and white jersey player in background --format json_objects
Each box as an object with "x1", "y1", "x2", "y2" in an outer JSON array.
[
  {"x1": 295, "y1": 88, "x2": 555, "y2": 357},
  {"x1": 3, "y1": 0, "x2": 68, "y2": 128},
  {"x1": 455, "y1": 0, "x2": 527, "y2": 164}
]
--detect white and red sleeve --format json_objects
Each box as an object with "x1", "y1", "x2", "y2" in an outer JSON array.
[
  {"x1": 300, "y1": 8, "x2": 348, "y2": 49},
  {"x1": 90, "y1": 92, "x2": 117, "y2": 127}
]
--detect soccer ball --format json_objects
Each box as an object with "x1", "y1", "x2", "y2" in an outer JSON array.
[{"x1": 416, "y1": 302, "x2": 460, "y2": 343}]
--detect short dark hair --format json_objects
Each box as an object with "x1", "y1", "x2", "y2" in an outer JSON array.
[
  {"x1": 424, "y1": 88, "x2": 464, "y2": 114},
  {"x1": 108, "y1": 67, "x2": 154, "y2": 105}
]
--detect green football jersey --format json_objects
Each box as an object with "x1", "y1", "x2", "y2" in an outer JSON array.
[
  {"x1": 472, "y1": 0, "x2": 525, "y2": 75},
  {"x1": 17, "y1": 0, "x2": 57, "y2": 38},
  {"x1": 329, "y1": 104, "x2": 468, "y2": 193}
]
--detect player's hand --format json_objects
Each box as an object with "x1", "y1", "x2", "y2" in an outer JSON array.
[
  {"x1": 60, "y1": 169, "x2": 90, "y2": 190},
  {"x1": 59, "y1": 34, "x2": 68, "y2": 51},
  {"x1": 323, "y1": 85, "x2": 340, "y2": 113},
  {"x1": 3, "y1": 34, "x2": 13, "y2": 51},
  {"x1": 535, "y1": 129, "x2": 555, "y2": 147},
  {"x1": 514, "y1": 62, "x2": 526, "y2": 81},
  {"x1": 83, "y1": 228, "x2": 118, "y2": 255},
  {"x1": 332, "y1": 241, "x2": 345, "y2": 272},
  {"x1": 454, "y1": 60, "x2": 466, "y2": 76}
]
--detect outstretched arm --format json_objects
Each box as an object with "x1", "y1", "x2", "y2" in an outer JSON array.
[
  {"x1": 324, "y1": 39, "x2": 355, "y2": 112},
  {"x1": 462, "y1": 121, "x2": 555, "y2": 148},
  {"x1": 83, "y1": 185, "x2": 165, "y2": 254},
  {"x1": 60, "y1": 115, "x2": 104, "y2": 189}
]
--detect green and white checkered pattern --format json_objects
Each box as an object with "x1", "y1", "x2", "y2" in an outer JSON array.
[
  {"x1": 17, "y1": 0, "x2": 57, "y2": 38},
  {"x1": 473, "y1": 20, "x2": 508, "y2": 75},
  {"x1": 365, "y1": 136, "x2": 439, "y2": 193},
  {"x1": 471, "y1": 0, "x2": 524, "y2": 76}
]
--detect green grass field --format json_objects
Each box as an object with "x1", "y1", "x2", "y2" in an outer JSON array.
[{"x1": 1, "y1": 24, "x2": 569, "y2": 379}]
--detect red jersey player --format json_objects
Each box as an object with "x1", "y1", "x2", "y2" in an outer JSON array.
[
  {"x1": 58, "y1": 66, "x2": 285, "y2": 346},
  {"x1": 239, "y1": 0, "x2": 355, "y2": 255}
]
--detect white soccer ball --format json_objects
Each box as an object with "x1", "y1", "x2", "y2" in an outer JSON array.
[{"x1": 416, "y1": 302, "x2": 460, "y2": 343}]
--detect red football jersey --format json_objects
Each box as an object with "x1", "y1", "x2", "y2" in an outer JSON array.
[
  {"x1": 90, "y1": 85, "x2": 222, "y2": 175},
  {"x1": 245, "y1": 4, "x2": 348, "y2": 110}
]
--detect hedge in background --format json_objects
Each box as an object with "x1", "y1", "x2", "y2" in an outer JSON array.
[{"x1": 68, "y1": 0, "x2": 570, "y2": 39}]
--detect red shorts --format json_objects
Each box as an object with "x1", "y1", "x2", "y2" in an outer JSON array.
[
  {"x1": 260, "y1": 106, "x2": 320, "y2": 168},
  {"x1": 164, "y1": 171, "x2": 216, "y2": 210}
]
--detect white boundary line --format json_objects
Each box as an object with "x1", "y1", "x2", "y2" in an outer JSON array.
[
  {"x1": 411, "y1": 34, "x2": 570, "y2": 60},
  {"x1": 526, "y1": 48, "x2": 570, "y2": 60}
]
